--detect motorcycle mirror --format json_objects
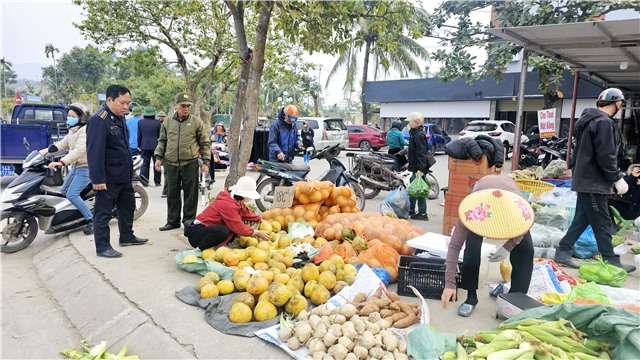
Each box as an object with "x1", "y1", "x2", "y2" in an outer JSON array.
[{"x1": 48, "y1": 144, "x2": 59, "y2": 153}]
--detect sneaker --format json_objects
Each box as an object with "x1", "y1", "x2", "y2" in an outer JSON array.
[
  {"x1": 409, "y1": 210, "x2": 416, "y2": 217},
  {"x1": 410, "y1": 213, "x2": 429, "y2": 221},
  {"x1": 83, "y1": 220, "x2": 94, "y2": 235}
]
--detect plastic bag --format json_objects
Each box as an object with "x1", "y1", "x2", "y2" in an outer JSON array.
[
  {"x1": 541, "y1": 159, "x2": 568, "y2": 179},
  {"x1": 287, "y1": 222, "x2": 314, "y2": 239},
  {"x1": 313, "y1": 243, "x2": 334, "y2": 263},
  {"x1": 567, "y1": 281, "x2": 611, "y2": 304},
  {"x1": 531, "y1": 203, "x2": 570, "y2": 230},
  {"x1": 406, "y1": 176, "x2": 430, "y2": 198},
  {"x1": 380, "y1": 188, "x2": 410, "y2": 219},
  {"x1": 334, "y1": 241, "x2": 357, "y2": 260},
  {"x1": 579, "y1": 258, "x2": 628, "y2": 287},
  {"x1": 530, "y1": 223, "x2": 565, "y2": 247},
  {"x1": 355, "y1": 243, "x2": 400, "y2": 282},
  {"x1": 573, "y1": 226, "x2": 599, "y2": 259},
  {"x1": 174, "y1": 249, "x2": 235, "y2": 279},
  {"x1": 353, "y1": 264, "x2": 392, "y2": 286}
]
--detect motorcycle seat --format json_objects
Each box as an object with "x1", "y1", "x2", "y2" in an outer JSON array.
[
  {"x1": 272, "y1": 163, "x2": 310, "y2": 172},
  {"x1": 41, "y1": 186, "x2": 65, "y2": 197}
]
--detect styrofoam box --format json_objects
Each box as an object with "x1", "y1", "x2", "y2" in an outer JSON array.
[{"x1": 406, "y1": 232, "x2": 497, "y2": 262}]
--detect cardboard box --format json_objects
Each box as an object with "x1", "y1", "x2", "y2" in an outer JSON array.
[
  {"x1": 447, "y1": 173, "x2": 483, "y2": 195},
  {"x1": 448, "y1": 155, "x2": 500, "y2": 175},
  {"x1": 442, "y1": 214, "x2": 458, "y2": 236},
  {"x1": 444, "y1": 192, "x2": 466, "y2": 216},
  {"x1": 494, "y1": 293, "x2": 545, "y2": 320}
]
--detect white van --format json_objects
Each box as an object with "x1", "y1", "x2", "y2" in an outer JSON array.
[{"x1": 299, "y1": 117, "x2": 349, "y2": 152}]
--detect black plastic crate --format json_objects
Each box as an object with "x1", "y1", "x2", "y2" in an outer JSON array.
[{"x1": 397, "y1": 256, "x2": 463, "y2": 299}]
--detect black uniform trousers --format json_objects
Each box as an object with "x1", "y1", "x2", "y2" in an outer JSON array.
[
  {"x1": 557, "y1": 193, "x2": 616, "y2": 259},
  {"x1": 140, "y1": 149, "x2": 161, "y2": 186},
  {"x1": 185, "y1": 223, "x2": 230, "y2": 250},
  {"x1": 165, "y1": 160, "x2": 199, "y2": 226},
  {"x1": 94, "y1": 182, "x2": 135, "y2": 253},
  {"x1": 462, "y1": 231, "x2": 534, "y2": 294}
]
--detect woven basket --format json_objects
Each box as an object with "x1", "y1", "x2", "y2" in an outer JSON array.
[{"x1": 515, "y1": 179, "x2": 555, "y2": 200}]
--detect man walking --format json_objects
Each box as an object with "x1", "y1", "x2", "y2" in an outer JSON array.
[
  {"x1": 554, "y1": 88, "x2": 636, "y2": 273},
  {"x1": 126, "y1": 106, "x2": 143, "y2": 155},
  {"x1": 155, "y1": 92, "x2": 211, "y2": 231},
  {"x1": 138, "y1": 106, "x2": 162, "y2": 187},
  {"x1": 86, "y1": 85, "x2": 148, "y2": 258},
  {"x1": 268, "y1": 104, "x2": 301, "y2": 163}
]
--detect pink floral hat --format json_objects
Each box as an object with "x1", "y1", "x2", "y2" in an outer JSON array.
[{"x1": 458, "y1": 189, "x2": 534, "y2": 239}]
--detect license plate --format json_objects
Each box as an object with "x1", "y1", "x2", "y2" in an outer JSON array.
[
  {"x1": 0, "y1": 165, "x2": 15, "y2": 176},
  {"x1": 538, "y1": 154, "x2": 546, "y2": 160}
]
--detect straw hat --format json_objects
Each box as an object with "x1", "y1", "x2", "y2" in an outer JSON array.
[
  {"x1": 229, "y1": 176, "x2": 261, "y2": 200},
  {"x1": 458, "y1": 189, "x2": 534, "y2": 240}
]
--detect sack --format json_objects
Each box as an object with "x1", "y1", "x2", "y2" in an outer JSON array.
[
  {"x1": 381, "y1": 188, "x2": 410, "y2": 219},
  {"x1": 406, "y1": 176, "x2": 430, "y2": 198},
  {"x1": 579, "y1": 258, "x2": 627, "y2": 287},
  {"x1": 573, "y1": 226, "x2": 599, "y2": 259},
  {"x1": 426, "y1": 151, "x2": 437, "y2": 168},
  {"x1": 355, "y1": 243, "x2": 400, "y2": 282}
]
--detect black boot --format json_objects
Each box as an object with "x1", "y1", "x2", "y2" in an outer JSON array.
[
  {"x1": 83, "y1": 220, "x2": 94, "y2": 235},
  {"x1": 605, "y1": 256, "x2": 637, "y2": 273},
  {"x1": 553, "y1": 249, "x2": 579, "y2": 268}
]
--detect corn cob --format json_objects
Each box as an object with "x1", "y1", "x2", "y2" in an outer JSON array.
[
  {"x1": 574, "y1": 352, "x2": 601, "y2": 360},
  {"x1": 440, "y1": 351, "x2": 456, "y2": 360},
  {"x1": 598, "y1": 351, "x2": 611, "y2": 359},
  {"x1": 474, "y1": 333, "x2": 498, "y2": 343},
  {"x1": 486, "y1": 348, "x2": 535, "y2": 360},
  {"x1": 498, "y1": 318, "x2": 546, "y2": 330},
  {"x1": 518, "y1": 325, "x2": 572, "y2": 337},
  {"x1": 457, "y1": 342, "x2": 469, "y2": 360},
  {"x1": 557, "y1": 336, "x2": 599, "y2": 356},
  {"x1": 519, "y1": 329, "x2": 573, "y2": 352},
  {"x1": 533, "y1": 352, "x2": 553, "y2": 360},
  {"x1": 470, "y1": 341, "x2": 519, "y2": 357},
  {"x1": 584, "y1": 339, "x2": 603, "y2": 352},
  {"x1": 493, "y1": 330, "x2": 523, "y2": 343}
]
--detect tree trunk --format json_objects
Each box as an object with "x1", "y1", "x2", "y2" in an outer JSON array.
[
  {"x1": 313, "y1": 95, "x2": 319, "y2": 116},
  {"x1": 361, "y1": 39, "x2": 371, "y2": 125}
]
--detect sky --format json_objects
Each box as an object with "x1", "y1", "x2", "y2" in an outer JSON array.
[{"x1": 0, "y1": 0, "x2": 490, "y2": 107}]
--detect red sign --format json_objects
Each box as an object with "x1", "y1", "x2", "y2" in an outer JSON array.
[{"x1": 15, "y1": 93, "x2": 21, "y2": 105}]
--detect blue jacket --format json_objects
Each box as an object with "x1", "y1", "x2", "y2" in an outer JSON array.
[
  {"x1": 268, "y1": 116, "x2": 301, "y2": 163},
  {"x1": 86, "y1": 105, "x2": 133, "y2": 184},
  {"x1": 137, "y1": 116, "x2": 161, "y2": 151},
  {"x1": 386, "y1": 128, "x2": 407, "y2": 150},
  {"x1": 126, "y1": 115, "x2": 140, "y2": 149}
]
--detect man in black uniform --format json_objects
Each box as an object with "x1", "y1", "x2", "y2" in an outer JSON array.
[
  {"x1": 87, "y1": 85, "x2": 148, "y2": 258},
  {"x1": 553, "y1": 88, "x2": 635, "y2": 273}
]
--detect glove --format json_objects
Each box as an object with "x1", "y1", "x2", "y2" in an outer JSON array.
[
  {"x1": 488, "y1": 246, "x2": 509, "y2": 262},
  {"x1": 416, "y1": 170, "x2": 424, "y2": 178},
  {"x1": 614, "y1": 178, "x2": 629, "y2": 195}
]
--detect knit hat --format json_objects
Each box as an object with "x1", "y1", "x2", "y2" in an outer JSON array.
[
  {"x1": 407, "y1": 112, "x2": 424, "y2": 129},
  {"x1": 458, "y1": 188, "x2": 534, "y2": 240}
]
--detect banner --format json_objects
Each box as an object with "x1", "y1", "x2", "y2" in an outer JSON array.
[{"x1": 537, "y1": 108, "x2": 556, "y2": 138}]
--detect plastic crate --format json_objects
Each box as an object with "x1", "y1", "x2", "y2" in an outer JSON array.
[{"x1": 397, "y1": 256, "x2": 462, "y2": 299}]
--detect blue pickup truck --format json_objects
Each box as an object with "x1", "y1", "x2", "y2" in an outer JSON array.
[{"x1": 1, "y1": 104, "x2": 68, "y2": 176}]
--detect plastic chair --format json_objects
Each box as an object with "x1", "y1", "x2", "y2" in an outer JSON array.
[{"x1": 609, "y1": 206, "x2": 635, "y2": 235}]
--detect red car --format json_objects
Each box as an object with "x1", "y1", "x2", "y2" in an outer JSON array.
[{"x1": 346, "y1": 124, "x2": 387, "y2": 151}]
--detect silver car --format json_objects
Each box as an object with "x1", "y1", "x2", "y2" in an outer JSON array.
[{"x1": 299, "y1": 117, "x2": 349, "y2": 152}]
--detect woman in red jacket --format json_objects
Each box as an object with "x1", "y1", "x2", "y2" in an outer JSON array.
[{"x1": 185, "y1": 176, "x2": 270, "y2": 250}]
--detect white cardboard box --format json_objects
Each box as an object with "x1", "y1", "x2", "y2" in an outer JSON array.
[
  {"x1": 494, "y1": 293, "x2": 545, "y2": 320},
  {"x1": 406, "y1": 232, "x2": 496, "y2": 262}
]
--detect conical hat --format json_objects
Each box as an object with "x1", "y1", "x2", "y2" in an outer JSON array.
[{"x1": 458, "y1": 189, "x2": 534, "y2": 240}]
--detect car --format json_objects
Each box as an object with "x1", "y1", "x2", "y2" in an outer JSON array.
[
  {"x1": 401, "y1": 123, "x2": 452, "y2": 153},
  {"x1": 346, "y1": 124, "x2": 387, "y2": 151},
  {"x1": 298, "y1": 117, "x2": 349, "y2": 153},
  {"x1": 459, "y1": 120, "x2": 527, "y2": 151}
]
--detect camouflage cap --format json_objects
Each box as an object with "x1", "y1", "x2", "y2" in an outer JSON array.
[
  {"x1": 156, "y1": 111, "x2": 167, "y2": 117},
  {"x1": 175, "y1": 92, "x2": 193, "y2": 105},
  {"x1": 130, "y1": 106, "x2": 143, "y2": 116}
]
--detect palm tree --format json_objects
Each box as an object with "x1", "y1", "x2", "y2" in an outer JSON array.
[
  {"x1": 326, "y1": 4, "x2": 429, "y2": 125},
  {"x1": 44, "y1": 43, "x2": 59, "y2": 99},
  {"x1": 0, "y1": 58, "x2": 12, "y2": 98}
]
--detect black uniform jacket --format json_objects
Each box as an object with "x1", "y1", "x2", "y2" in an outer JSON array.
[{"x1": 86, "y1": 106, "x2": 133, "y2": 184}]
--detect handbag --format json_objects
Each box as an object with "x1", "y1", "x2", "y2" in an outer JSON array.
[{"x1": 426, "y1": 150, "x2": 437, "y2": 168}]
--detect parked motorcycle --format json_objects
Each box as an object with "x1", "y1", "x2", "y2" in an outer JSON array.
[
  {"x1": 519, "y1": 137, "x2": 570, "y2": 170},
  {"x1": 1, "y1": 146, "x2": 148, "y2": 253},
  {"x1": 347, "y1": 148, "x2": 440, "y2": 200},
  {"x1": 254, "y1": 144, "x2": 365, "y2": 212}
]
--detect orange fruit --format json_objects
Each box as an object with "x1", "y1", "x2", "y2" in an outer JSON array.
[
  {"x1": 309, "y1": 191, "x2": 323, "y2": 203},
  {"x1": 298, "y1": 193, "x2": 310, "y2": 205},
  {"x1": 285, "y1": 215, "x2": 295, "y2": 225}
]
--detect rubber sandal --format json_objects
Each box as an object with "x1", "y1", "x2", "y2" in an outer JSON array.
[{"x1": 458, "y1": 303, "x2": 475, "y2": 317}]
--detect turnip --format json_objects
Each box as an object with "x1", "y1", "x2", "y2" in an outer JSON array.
[
  {"x1": 345, "y1": 353, "x2": 358, "y2": 360},
  {"x1": 328, "y1": 324, "x2": 343, "y2": 337},
  {"x1": 353, "y1": 345, "x2": 368, "y2": 359},
  {"x1": 328, "y1": 344, "x2": 348, "y2": 360},
  {"x1": 322, "y1": 332, "x2": 338, "y2": 347},
  {"x1": 297, "y1": 309, "x2": 309, "y2": 321},
  {"x1": 381, "y1": 352, "x2": 394, "y2": 360},
  {"x1": 309, "y1": 314, "x2": 322, "y2": 330},
  {"x1": 368, "y1": 312, "x2": 382, "y2": 323},
  {"x1": 339, "y1": 303, "x2": 357, "y2": 318},
  {"x1": 392, "y1": 349, "x2": 409, "y2": 360},
  {"x1": 337, "y1": 337, "x2": 354, "y2": 351},
  {"x1": 294, "y1": 322, "x2": 312, "y2": 343},
  {"x1": 369, "y1": 346, "x2": 385, "y2": 359},
  {"x1": 398, "y1": 339, "x2": 407, "y2": 353},
  {"x1": 365, "y1": 321, "x2": 381, "y2": 335},
  {"x1": 331, "y1": 313, "x2": 347, "y2": 325},
  {"x1": 358, "y1": 331, "x2": 376, "y2": 349},
  {"x1": 278, "y1": 327, "x2": 293, "y2": 342},
  {"x1": 382, "y1": 334, "x2": 398, "y2": 352},
  {"x1": 312, "y1": 352, "x2": 325, "y2": 360},
  {"x1": 315, "y1": 323, "x2": 328, "y2": 339},
  {"x1": 287, "y1": 337, "x2": 301, "y2": 350}
]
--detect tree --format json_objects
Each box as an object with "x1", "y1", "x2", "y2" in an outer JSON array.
[
  {"x1": 431, "y1": 0, "x2": 640, "y2": 109},
  {"x1": 1, "y1": 58, "x2": 17, "y2": 98},
  {"x1": 74, "y1": 0, "x2": 238, "y2": 128},
  {"x1": 44, "y1": 43, "x2": 60, "y2": 100},
  {"x1": 325, "y1": 0, "x2": 430, "y2": 124}
]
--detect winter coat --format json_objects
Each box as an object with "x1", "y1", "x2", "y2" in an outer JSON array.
[
  {"x1": 137, "y1": 117, "x2": 161, "y2": 151},
  {"x1": 301, "y1": 126, "x2": 314, "y2": 148},
  {"x1": 408, "y1": 127, "x2": 429, "y2": 173},
  {"x1": 445, "y1": 138, "x2": 483, "y2": 161},
  {"x1": 40, "y1": 125, "x2": 88, "y2": 168},
  {"x1": 195, "y1": 189, "x2": 262, "y2": 246},
  {"x1": 475, "y1": 134, "x2": 505, "y2": 168},
  {"x1": 155, "y1": 112, "x2": 211, "y2": 166},
  {"x1": 386, "y1": 128, "x2": 407, "y2": 151},
  {"x1": 267, "y1": 113, "x2": 301, "y2": 163},
  {"x1": 571, "y1": 108, "x2": 624, "y2": 194}
]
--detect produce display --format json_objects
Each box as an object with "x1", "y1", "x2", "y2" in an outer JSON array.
[
  {"x1": 352, "y1": 289, "x2": 421, "y2": 329},
  {"x1": 61, "y1": 341, "x2": 138, "y2": 360},
  {"x1": 279, "y1": 290, "x2": 411, "y2": 360},
  {"x1": 506, "y1": 168, "x2": 539, "y2": 180},
  {"x1": 441, "y1": 318, "x2": 611, "y2": 360}
]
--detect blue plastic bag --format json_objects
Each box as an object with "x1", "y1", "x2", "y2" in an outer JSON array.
[
  {"x1": 573, "y1": 226, "x2": 599, "y2": 259},
  {"x1": 380, "y1": 188, "x2": 410, "y2": 219},
  {"x1": 353, "y1": 264, "x2": 392, "y2": 286}
]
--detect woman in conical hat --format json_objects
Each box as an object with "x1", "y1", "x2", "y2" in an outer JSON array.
[{"x1": 441, "y1": 174, "x2": 535, "y2": 317}]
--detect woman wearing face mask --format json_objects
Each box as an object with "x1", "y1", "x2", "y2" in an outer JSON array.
[
  {"x1": 184, "y1": 176, "x2": 271, "y2": 250},
  {"x1": 40, "y1": 103, "x2": 93, "y2": 235}
]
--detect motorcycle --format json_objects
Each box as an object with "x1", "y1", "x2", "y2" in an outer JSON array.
[
  {"x1": 347, "y1": 148, "x2": 440, "y2": 200},
  {"x1": 0, "y1": 144, "x2": 148, "y2": 253},
  {"x1": 254, "y1": 144, "x2": 365, "y2": 212}
]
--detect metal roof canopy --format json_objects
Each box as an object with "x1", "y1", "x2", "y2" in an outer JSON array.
[
  {"x1": 488, "y1": 18, "x2": 640, "y2": 170},
  {"x1": 489, "y1": 18, "x2": 640, "y2": 94}
]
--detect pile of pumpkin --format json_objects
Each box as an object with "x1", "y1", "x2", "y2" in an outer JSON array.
[
  {"x1": 313, "y1": 213, "x2": 425, "y2": 282},
  {"x1": 261, "y1": 180, "x2": 359, "y2": 231}
]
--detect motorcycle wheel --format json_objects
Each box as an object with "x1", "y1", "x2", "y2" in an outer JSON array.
[
  {"x1": 1, "y1": 212, "x2": 38, "y2": 253},
  {"x1": 133, "y1": 184, "x2": 149, "y2": 220},
  {"x1": 256, "y1": 178, "x2": 282, "y2": 212},
  {"x1": 348, "y1": 180, "x2": 366, "y2": 210},
  {"x1": 426, "y1": 174, "x2": 440, "y2": 200},
  {"x1": 363, "y1": 186, "x2": 381, "y2": 200}
]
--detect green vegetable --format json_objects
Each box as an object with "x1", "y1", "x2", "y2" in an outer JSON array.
[
  {"x1": 578, "y1": 257, "x2": 628, "y2": 287},
  {"x1": 611, "y1": 235, "x2": 625, "y2": 247},
  {"x1": 61, "y1": 340, "x2": 139, "y2": 360},
  {"x1": 630, "y1": 247, "x2": 640, "y2": 254}
]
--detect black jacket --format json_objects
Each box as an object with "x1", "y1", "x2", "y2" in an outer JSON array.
[
  {"x1": 475, "y1": 134, "x2": 505, "y2": 168},
  {"x1": 86, "y1": 106, "x2": 133, "y2": 184},
  {"x1": 571, "y1": 108, "x2": 624, "y2": 194},
  {"x1": 137, "y1": 116, "x2": 161, "y2": 151},
  {"x1": 408, "y1": 127, "x2": 429, "y2": 173}
]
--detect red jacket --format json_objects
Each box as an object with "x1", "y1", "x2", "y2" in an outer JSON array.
[{"x1": 196, "y1": 188, "x2": 261, "y2": 244}]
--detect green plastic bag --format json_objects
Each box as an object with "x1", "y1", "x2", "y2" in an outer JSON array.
[
  {"x1": 566, "y1": 281, "x2": 611, "y2": 304},
  {"x1": 174, "y1": 249, "x2": 235, "y2": 279},
  {"x1": 406, "y1": 176, "x2": 430, "y2": 198},
  {"x1": 578, "y1": 257, "x2": 627, "y2": 287}
]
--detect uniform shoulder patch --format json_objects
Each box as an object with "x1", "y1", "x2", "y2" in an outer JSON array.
[{"x1": 98, "y1": 110, "x2": 108, "y2": 119}]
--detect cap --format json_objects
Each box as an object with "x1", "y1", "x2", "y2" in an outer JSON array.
[
  {"x1": 175, "y1": 92, "x2": 193, "y2": 105},
  {"x1": 143, "y1": 106, "x2": 157, "y2": 117},
  {"x1": 130, "y1": 106, "x2": 143, "y2": 116},
  {"x1": 229, "y1": 176, "x2": 261, "y2": 200},
  {"x1": 156, "y1": 111, "x2": 167, "y2": 117},
  {"x1": 458, "y1": 189, "x2": 534, "y2": 240},
  {"x1": 407, "y1": 112, "x2": 424, "y2": 128}
]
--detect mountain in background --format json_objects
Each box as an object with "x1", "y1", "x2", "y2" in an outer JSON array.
[{"x1": 12, "y1": 63, "x2": 46, "y2": 80}]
